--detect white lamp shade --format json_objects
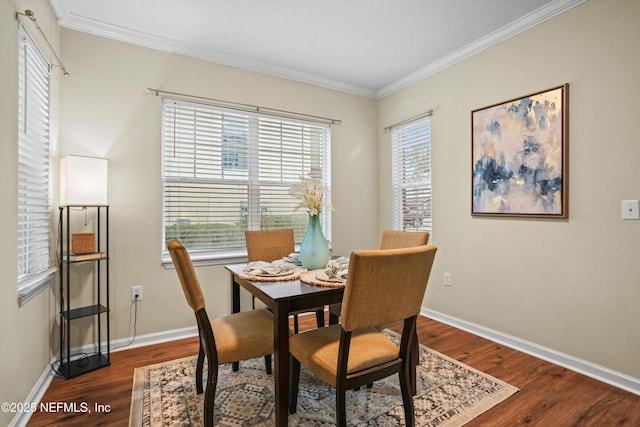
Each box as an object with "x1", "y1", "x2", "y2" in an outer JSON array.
[{"x1": 60, "y1": 155, "x2": 108, "y2": 206}]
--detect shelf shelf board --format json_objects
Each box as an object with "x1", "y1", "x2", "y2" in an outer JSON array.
[
  {"x1": 61, "y1": 304, "x2": 109, "y2": 320},
  {"x1": 59, "y1": 353, "x2": 110, "y2": 379},
  {"x1": 64, "y1": 254, "x2": 108, "y2": 263}
]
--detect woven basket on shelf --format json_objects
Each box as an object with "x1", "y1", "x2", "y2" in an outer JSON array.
[{"x1": 72, "y1": 232, "x2": 96, "y2": 254}]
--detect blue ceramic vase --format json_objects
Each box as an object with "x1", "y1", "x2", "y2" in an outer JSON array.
[{"x1": 299, "y1": 214, "x2": 330, "y2": 270}]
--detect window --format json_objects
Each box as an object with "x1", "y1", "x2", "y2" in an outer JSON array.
[
  {"x1": 391, "y1": 117, "x2": 432, "y2": 234},
  {"x1": 17, "y1": 25, "x2": 55, "y2": 305},
  {"x1": 161, "y1": 98, "x2": 331, "y2": 264}
]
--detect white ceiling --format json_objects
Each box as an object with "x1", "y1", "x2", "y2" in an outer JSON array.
[{"x1": 49, "y1": 0, "x2": 584, "y2": 99}]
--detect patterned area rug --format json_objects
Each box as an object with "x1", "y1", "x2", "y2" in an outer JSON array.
[{"x1": 129, "y1": 331, "x2": 517, "y2": 426}]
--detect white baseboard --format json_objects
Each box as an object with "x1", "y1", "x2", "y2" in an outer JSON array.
[
  {"x1": 110, "y1": 326, "x2": 198, "y2": 352},
  {"x1": 422, "y1": 308, "x2": 640, "y2": 396},
  {"x1": 8, "y1": 363, "x2": 56, "y2": 427},
  {"x1": 10, "y1": 326, "x2": 198, "y2": 427}
]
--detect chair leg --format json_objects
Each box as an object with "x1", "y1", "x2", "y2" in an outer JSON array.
[
  {"x1": 264, "y1": 354, "x2": 272, "y2": 375},
  {"x1": 203, "y1": 361, "x2": 219, "y2": 427},
  {"x1": 411, "y1": 328, "x2": 419, "y2": 395},
  {"x1": 196, "y1": 342, "x2": 205, "y2": 394},
  {"x1": 289, "y1": 357, "x2": 301, "y2": 414},
  {"x1": 294, "y1": 314, "x2": 299, "y2": 334},
  {"x1": 336, "y1": 383, "x2": 347, "y2": 427},
  {"x1": 315, "y1": 309, "x2": 325, "y2": 328},
  {"x1": 399, "y1": 365, "x2": 415, "y2": 427}
]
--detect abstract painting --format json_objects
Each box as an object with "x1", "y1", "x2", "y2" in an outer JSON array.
[{"x1": 472, "y1": 84, "x2": 568, "y2": 218}]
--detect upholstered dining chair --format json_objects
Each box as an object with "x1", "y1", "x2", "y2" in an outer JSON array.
[
  {"x1": 289, "y1": 245, "x2": 437, "y2": 427},
  {"x1": 327, "y1": 230, "x2": 430, "y2": 395},
  {"x1": 167, "y1": 239, "x2": 274, "y2": 427},
  {"x1": 245, "y1": 229, "x2": 325, "y2": 333},
  {"x1": 328, "y1": 229, "x2": 430, "y2": 325},
  {"x1": 378, "y1": 229, "x2": 430, "y2": 249}
]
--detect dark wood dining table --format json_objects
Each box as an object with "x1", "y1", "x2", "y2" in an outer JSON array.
[{"x1": 225, "y1": 263, "x2": 345, "y2": 427}]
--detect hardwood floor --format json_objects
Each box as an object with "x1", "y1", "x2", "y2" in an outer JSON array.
[{"x1": 27, "y1": 314, "x2": 639, "y2": 426}]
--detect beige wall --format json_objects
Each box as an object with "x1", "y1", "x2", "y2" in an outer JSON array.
[
  {"x1": 57, "y1": 29, "x2": 379, "y2": 345},
  {"x1": 2, "y1": 0, "x2": 639, "y2": 419},
  {"x1": 0, "y1": 1, "x2": 61, "y2": 425},
  {"x1": 378, "y1": 0, "x2": 640, "y2": 379}
]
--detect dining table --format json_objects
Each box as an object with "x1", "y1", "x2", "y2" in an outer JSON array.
[{"x1": 225, "y1": 263, "x2": 345, "y2": 427}]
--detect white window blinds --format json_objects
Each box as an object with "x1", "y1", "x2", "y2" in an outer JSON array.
[
  {"x1": 17, "y1": 24, "x2": 55, "y2": 304},
  {"x1": 161, "y1": 98, "x2": 331, "y2": 263},
  {"x1": 391, "y1": 117, "x2": 432, "y2": 233}
]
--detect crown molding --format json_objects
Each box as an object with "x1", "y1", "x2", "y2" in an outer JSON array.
[
  {"x1": 50, "y1": 0, "x2": 585, "y2": 100},
  {"x1": 49, "y1": 0, "x2": 377, "y2": 98},
  {"x1": 376, "y1": 0, "x2": 586, "y2": 98}
]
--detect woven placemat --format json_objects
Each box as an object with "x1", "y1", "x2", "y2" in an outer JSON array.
[
  {"x1": 299, "y1": 270, "x2": 346, "y2": 288},
  {"x1": 239, "y1": 270, "x2": 304, "y2": 282}
]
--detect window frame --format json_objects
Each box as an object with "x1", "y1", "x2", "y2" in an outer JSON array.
[
  {"x1": 17, "y1": 24, "x2": 55, "y2": 305},
  {"x1": 160, "y1": 98, "x2": 332, "y2": 266},
  {"x1": 391, "y1": 116, "x2": 432, "y2": 235}
]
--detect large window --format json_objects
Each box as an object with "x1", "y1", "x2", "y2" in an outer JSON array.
[
  {"x1": 161, "y1": 98, "x2": 331, "y2": 264},
  {"x1": 391, "y1": 117, "x2": 432, "y2": 234},
  {"x1": 17, "y1": 25, "x2": 55, "y2": 305}
]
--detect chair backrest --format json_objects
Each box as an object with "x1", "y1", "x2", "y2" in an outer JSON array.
[
  {"x1": 378, "y1": 229, "x2": 430, "y2": 249},
  {"x1": 245, "y1": 229, "x2": 295, "y2": 262},
  {"x1": 340, "y1": 245, "x2": 437, "y2": 331},
  {"x1": 167, "y1": 239, "x2": 206, "y2": 312}
]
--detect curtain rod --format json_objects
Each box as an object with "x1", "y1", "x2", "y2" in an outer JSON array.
[
  {"x1": 147, "y1": 88, "x2": 342, "y2": 126},
  {"x1": 16, "y1": 10, "x2": 69, "y2": 77},
  {"x1": 383, "y1": 109, "x2": 434, "y2": 132}
]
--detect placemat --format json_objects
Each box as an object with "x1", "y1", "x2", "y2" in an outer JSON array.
[
  {"x1": 239, "y1": 270, "x2": 304, "y2": 282},
  {"x1": 299, "y1": 270, "x2": 346, "y2": 288}
]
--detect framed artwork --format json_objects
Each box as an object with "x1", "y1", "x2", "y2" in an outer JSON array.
[{"x1": 471, "y1": 84, "x2": 568, "y2": 218}]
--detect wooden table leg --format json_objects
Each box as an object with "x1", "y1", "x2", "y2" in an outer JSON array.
[
  {"x1": 273, "y1": 301, "x2": 290, "y2": 427},
  {"x1": 231, "y1": 276, "x2": 240, "y2": 372}
]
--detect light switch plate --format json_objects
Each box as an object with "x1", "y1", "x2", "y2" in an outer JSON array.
[{"x1": 621, "y1": 200, "x2": 640, "y2": 220}]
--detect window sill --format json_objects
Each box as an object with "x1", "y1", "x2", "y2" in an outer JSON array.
[
  {"x1": 161, "y1": 244, "x2": 333, "y2": 269},
  {"x1": 162, "y1": 250, "x2": 248, "y2": 269},
  {"x1": 18, "y1": 267, "x2": 57, "y2": 306}
]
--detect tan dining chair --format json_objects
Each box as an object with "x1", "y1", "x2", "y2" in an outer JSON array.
[
  {"x1": 328, "y1": 229, "x2": 430, "y2": 324},
  {"x1": 378, "y1": 229, "x2": 430, "y2": 249},
  {"x1": 167, "y1": 239, "x2": 274, "y2": 427},
  {"x1": 327, "y1": 230, "x2": 430, "y2": 395},
  {"x1": 245, "y1": 229, "x2": 325, "y2": 333},
  {"x1": 289, "y1": 245, "x2": 438, "y2": 427}
]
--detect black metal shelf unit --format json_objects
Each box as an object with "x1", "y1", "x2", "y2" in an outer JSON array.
[{"x1": 58, "y1": 205, "x2": 110, "y2": 379}]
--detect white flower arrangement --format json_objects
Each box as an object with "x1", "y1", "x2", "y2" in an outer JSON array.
[{"x1": 289, "y1": 176, "x2": 330, "y2": 217}]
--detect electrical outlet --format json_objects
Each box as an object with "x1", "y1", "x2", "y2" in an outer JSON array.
[
  {"x1": 131, "y1": 286, "x2": 143, "y2": 301},
  {"x1": 621, "y1": 200, "x2": 640, "y2": 220},
  {"x1": 443, "y1": 272, "x2": 452, "y2": 286}
]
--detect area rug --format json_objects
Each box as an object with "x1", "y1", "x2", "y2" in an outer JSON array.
[{"x1": 129, "y1": 331, "x2": 517, "y2": 426}]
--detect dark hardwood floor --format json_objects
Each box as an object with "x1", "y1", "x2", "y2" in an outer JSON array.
[{"x1": 27, "y1": 314, "x2": 640, "y2": 426}]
